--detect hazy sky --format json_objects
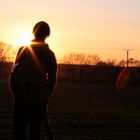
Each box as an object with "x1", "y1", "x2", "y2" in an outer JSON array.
[{"x1": 0, "y1": 0, "x2": 140, "y2": 61}]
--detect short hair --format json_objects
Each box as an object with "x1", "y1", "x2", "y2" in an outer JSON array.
[{"x1": 33, "y1": 21, "x2": 50, "y2": 40}]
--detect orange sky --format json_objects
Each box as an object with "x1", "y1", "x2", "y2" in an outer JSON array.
[{"x1": 0, "y1": 0, "x2": 140, "y2": 62}]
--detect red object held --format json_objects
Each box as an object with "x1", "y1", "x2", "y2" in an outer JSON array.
[{"x1": 116, "y1": 68, "x2": 130, "y2": 90}]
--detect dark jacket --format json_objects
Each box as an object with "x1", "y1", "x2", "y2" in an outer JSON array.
[{"x1": 10, "y1": 41, "x2": 57, "y2": 103}]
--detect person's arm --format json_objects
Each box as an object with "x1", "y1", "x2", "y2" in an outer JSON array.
[
  {"x1": 10, "y1": 46, "x2": 26, "y2": 100},
  {"x1": 15, "y1": 46, "x2": 24, "y2": 63},
  {"x1": 47, "y1": 51, "x2": 57, "y2": 94}
]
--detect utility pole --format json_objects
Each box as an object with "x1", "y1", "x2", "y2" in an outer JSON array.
[{"x1": 124, "y1": 49, "x2": 133, "y2": 68}]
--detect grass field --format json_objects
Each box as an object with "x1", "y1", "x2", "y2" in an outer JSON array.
[{"x1": 0, "y1": 77, "x2": 140, "y2": 140}]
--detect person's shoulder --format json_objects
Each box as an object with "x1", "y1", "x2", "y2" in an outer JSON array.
[
  {"x1": 18, "y1": 46, "x2": 28, "y2": 52},
  {"x1": 43, "y1": 43, "x2": 55, "y2": 55},
  {"x1": 17, "y1": 46, "x2": 26, "y2": 55},
  {"x1": 18, "y1": 46, "x2": 24, "y2": 51}
]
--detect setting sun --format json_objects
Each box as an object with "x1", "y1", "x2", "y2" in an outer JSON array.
[
  {"x1": 1, "y1": 0, "x2": 140, "y2": 61},
  {"x1": 13, "y1": 31, "x2": 34, "y2": 46}
]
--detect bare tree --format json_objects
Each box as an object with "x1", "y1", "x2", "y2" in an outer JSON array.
[
  {"x1": 0, "y1": 42, "x2": 15, "y2": 63},
  {"x1": 106, "y1": 58, "x2": 117, "y2": 66},
  {"x1": 135, "y1": 60, "x2": 140, "y2": 67},
  {"x1": 61, "y1": 53, "x2": 100, "y2": 65},
  {"x1": 129, "y1": 58, "x2": 140, "y2": 67},
  {"x1": 96, "y1": 60, "x2": 107, "y2": 66},
  {"x1": 0, "y1": 42, "x2": 15, "y2": 77},
  {"x1": 85, "y1": 54, "x2": 100, "y2": 65},
  {"x1": 118, "y1": 59, "x2": 126, "y2": 67},
  {"x1": 118, "y1": 58, "x2": 140, "y2": 67}
]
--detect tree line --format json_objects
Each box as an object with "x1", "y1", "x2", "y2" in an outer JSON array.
[
  {"x1": 0, "y1": 41, "x2": 140, "y2": 67},
  {"x1": 60, "y1": 53, "x2": 140, "y2": 67},
  {"x1": 0, "y1": 41, "x2": 140, "y2": 84}
]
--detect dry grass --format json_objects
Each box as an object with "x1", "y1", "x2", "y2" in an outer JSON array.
[{"x1": 1, "y1": 77, "x2": 140, "y2": 139}]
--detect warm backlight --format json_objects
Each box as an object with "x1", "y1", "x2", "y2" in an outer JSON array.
[{"x1": 13, "y1": 31, "x2": 34, "y2": 46}]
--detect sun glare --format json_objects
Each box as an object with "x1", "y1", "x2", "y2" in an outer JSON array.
[{"x1": 13, "y1": 31, "x2": 34, "y2": 46}]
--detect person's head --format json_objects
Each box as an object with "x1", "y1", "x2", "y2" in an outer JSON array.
[{"x1": 33, "y1": 21, "x2": 50, "y2": 41}]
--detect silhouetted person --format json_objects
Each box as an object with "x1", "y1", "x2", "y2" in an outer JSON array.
[{"x1": 10, "y1": 21, "x2": 57, "y2": 140}]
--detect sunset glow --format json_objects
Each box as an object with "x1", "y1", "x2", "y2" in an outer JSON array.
[
  {"x1": 13, "y1": 31, "x2": 34, "y2": 46},
  {"x1": 0, "y1": 0, "x2": 140, "y2": 62}
]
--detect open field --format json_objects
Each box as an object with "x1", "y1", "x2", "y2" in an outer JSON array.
[{"x1": 0, "y1": 77, "x2": 140, "y2": 139}]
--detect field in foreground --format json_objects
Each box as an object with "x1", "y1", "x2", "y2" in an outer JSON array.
[{"x1": 0, "y1": 78, "x2": 140, "y2": 140}]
